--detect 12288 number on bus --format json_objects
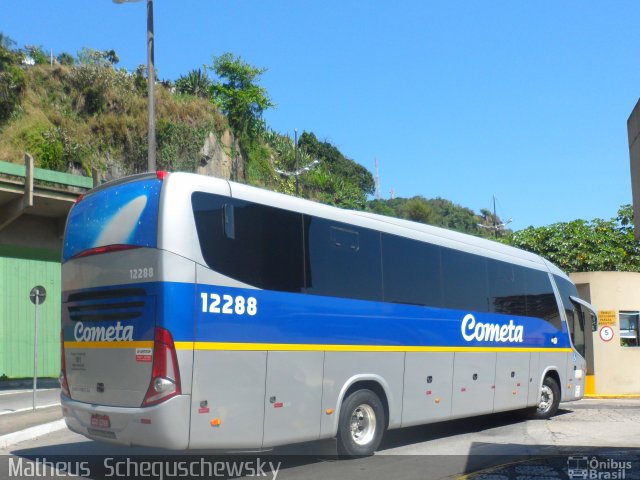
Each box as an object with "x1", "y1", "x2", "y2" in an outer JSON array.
[{"x1": 200, "y1": 293, "x2": 258, "y2": 316}]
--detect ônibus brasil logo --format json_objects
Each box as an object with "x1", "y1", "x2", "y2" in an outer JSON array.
[
  {"x1": 461, "y1": 314, "x2": 524, "y2": 343},
  {"x1": 74, "y1": 321, "x2": 133, "y2": 342}
]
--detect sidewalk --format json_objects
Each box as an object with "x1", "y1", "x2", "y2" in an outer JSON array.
[{"x1": 0, "y1": 381, "x2": 65, "y2": 449}]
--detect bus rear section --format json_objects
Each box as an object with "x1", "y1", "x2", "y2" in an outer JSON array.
[{"x1": 60, "y1": 173, "x2": 193, "y2": 449}]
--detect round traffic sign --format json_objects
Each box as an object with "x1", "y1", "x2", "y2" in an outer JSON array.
[
  {"x1": 599, "y1": 326, "x2": 614, "y2": 342},
  {"x1": 29, "y1": 285, "x2": 47, "y2": 305}
]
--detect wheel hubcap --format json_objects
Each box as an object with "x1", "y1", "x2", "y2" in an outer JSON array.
[
  {"x1": 538, "y1": 384, "x2": 553, "y2": 413},
  {"x1": 350, "y1": 403, "x2": 376, "y2": 445}
]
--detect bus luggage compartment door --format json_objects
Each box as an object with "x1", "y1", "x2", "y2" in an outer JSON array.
[
  {"x1": 262, "y1": 351, "x2": 324, "y2": 448},
  {"x1": 451, "y1": 352, "x2": 496, "y2": 417},
  {"x1": 493, "y1": 352, "x2": 530, "y2": 412},
  {"x1": 401, "y1": 352, "x2": 454, "y2": 427},
  {"x1": 189, "y1": 350, "x2": 267, "y2": 449}
]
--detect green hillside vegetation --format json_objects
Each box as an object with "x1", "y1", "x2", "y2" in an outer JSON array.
[
  {"x1": 0, "y1": 37, "x2": 505, "y2": 238},
  {"x1": 0, "y1": 43, "x2": 224, "y2": 176},
  {"x1": 367, "y1": 197, "x2": 507, "y2": 238}
]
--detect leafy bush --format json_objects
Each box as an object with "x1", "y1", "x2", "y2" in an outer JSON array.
[
  {"x1": 82, "y1": 85, "x2": 106, "y2": 115},
  {"x1": 156, "y1": 120, "x2": 213, "y2": 172},
  {"x1": 57, "y1": 52, "x2": 75, "y2": 66},
  {"x1": 175, "y1": 69, "x2": 211, "y2": 98},
  {"x1": 505, "y1": 205, "x2": 640, "y2": 272},
  {"x1": 298, "y1": 132, "x2": 374, "y2": 195},
  {"x1": 25, "y1": 45, "x2": 48, "y2": 65},
  {"x1": 0, "y1": 47, "x2": 25, "y2": 124}
]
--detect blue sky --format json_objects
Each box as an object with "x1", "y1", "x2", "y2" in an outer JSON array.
[{"x1": 3, "y1": 1, "x2": 640, "y2": 230}]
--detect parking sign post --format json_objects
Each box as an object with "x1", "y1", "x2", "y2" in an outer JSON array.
[{"x1": 29, "y1": 286, "x2": 47, "y2": 412}]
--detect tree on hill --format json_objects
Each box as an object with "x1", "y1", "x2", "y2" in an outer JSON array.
[
  {"x1": 504, "y1": 205, "x2": 640, "y2": 272},
  {"x1": 0, "y1": 33, "x2": 16, "y2": 50},
  {"x1": 208, "y1": 52, "x2": 274, "y2": 139},
  {"x1": 0, "y1": 41, "x2": 25, "y2": 124},
  {"x1": 297, "y1": 132, "x2": 375, "y2": 196}
]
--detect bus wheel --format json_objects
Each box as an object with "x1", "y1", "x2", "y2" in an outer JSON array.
[
  {"x1": 532, "y1": 376, "x2": 560, "y2": 419},
  {"x1": 337, "y1": 389, "x2": 386, "y2": 457}
]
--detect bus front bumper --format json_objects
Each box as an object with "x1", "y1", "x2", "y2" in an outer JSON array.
[{"x1": 61, "y1": 394, "x2": 190, "y2": 450}]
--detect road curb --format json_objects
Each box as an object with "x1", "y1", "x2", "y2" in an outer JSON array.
[
  {"x1": 0, "y1": 419, "x2": 66, "y2": 450},
  {"x1": 584, "y1": 394, "x2": 640, "y2": 399}
]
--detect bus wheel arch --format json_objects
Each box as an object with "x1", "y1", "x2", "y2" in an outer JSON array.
[
  {"x1": 336, "y1": 377, "x2": 391, "y2": 431},
  {"x1": 531, "y1": 370, "x2": 561, "y2": 420},
  {"x1": 336, "y1": 384, "x2": 387, "y2": 457}
]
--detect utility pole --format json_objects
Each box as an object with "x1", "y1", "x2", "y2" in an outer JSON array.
[
  {"x1": 477, "y1": 195, "x2": 513, "y2": 238},
  {"x1": 374, "y1": 158, "x2": 381, "y2": 200},
  {"x1": 492, "y1": 195, "x2": 498, "y2": 238},
  {"x1": 294, "y1": 129, "x2": 299, "y2": 195}
]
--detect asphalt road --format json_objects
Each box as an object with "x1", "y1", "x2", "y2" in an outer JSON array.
[{"x1": 2, "y1": 398, "x2": 640, "y2": 479}]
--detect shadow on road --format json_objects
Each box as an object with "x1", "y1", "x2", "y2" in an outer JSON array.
[{"x1": 7, "y1": 407, "x2": 638, "y2": 479}]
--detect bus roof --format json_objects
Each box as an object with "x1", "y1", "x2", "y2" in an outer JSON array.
[{"x1": 160, "y1": 172, "x2": 568, "y2": 280}]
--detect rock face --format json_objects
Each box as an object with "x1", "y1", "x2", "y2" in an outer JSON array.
[
  {"x1": 89, "y1": 128, "x2": 245, "y2": 184},
  {"x1": 197, "y1": 130, "x2": 245, "y2": 181}
]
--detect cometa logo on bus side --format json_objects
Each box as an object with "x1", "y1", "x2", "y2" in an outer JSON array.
[
  {"x1": 73, "y1": 321, "x2": 134, "y2": 342},
  {"x1": 461, "y1": 314, "x2": 524, "y2": 343}
]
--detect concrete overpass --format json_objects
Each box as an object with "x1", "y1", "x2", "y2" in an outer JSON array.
[{"x1": 0, "y1": 155, "x2": 94, "y2": 379}]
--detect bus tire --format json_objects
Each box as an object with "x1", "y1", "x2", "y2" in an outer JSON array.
[
  {"x1": 532, "y1": 375, "x2": 560, "y2": 420},
  {"x1": 337, "y1": 389, "x2": 386, "y2": 457}
]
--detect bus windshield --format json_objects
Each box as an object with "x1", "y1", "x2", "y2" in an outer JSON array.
[{"x1": 63, "y1": 177, "x2": 161, "y2": 261}]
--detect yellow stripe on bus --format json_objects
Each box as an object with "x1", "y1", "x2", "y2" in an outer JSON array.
[
  {"x1": 64, "y1": 341, "x2": 154, "y2": 349},
  {"x1": 63, "y1": 340, "x2": 573, "y2": 353},
  {"x1": 182, "y1": 342, "x2": 572, "y2": 353}
]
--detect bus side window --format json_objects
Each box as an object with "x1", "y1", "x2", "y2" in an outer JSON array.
[
  {"x1": 304, "y1": 216, "x2": 382, "y2": 302},
  {"x1": 381, "y1": 233, "x2": 444, "y2": 308},
  {"x1": 192, "y1": 192, "x2": 304, "y2": 293},
  {"x1": 488, "y1": 261, "x2": 526, "y2": 317},
  {"x1": 441, "y1": 247, "x2": 489, "y2": 313}
]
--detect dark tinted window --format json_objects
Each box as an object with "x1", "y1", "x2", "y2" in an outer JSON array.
[
  {"x1": 441, "y1": 248, "x2": 489, "y2": 312},
  {"x1": 554, "y1": 274, "x2": 580, "y2": 333},
  {"x1": 304, "y1": 216, "x2": 382, "y2": 301},
  {"x1": 488, "y1": 261, "x2": 527, "y2": 316},
  {"x1": 192, "y1": 192, "x2": 304, "y2": 292},
  {"x1": 381, "y1": 234, "x2": 444, "y2": 307},
  {"x1": 525, "y1": 269, "x2": 562, "y2": 329},
  {"x1": 554, "y1": 275, "x2": 586, "y2": 356}
]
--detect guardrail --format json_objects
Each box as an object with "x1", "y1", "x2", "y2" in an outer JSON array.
[
  {"x1": 0, "y1": 154, "x2": 96, "y2": 231},
  {"x1": 0, "y1": 157, "x2": 94, "y2": 189}
]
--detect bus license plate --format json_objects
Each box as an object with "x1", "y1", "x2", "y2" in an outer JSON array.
[{"x1": 90, "y1": 414, "x2": 111, "y2": 429}]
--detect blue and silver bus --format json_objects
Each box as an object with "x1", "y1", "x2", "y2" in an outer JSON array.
[{"x1": 60, "y1": 171, "x2": 592, "y2": 456}]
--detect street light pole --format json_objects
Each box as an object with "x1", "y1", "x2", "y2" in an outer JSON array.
[
  {"x1": 146, "y1": 0, "x2": 156, "y2": 172},
  {"x1": 113, "y1": 0, "x2": 156, "y2": 172}
]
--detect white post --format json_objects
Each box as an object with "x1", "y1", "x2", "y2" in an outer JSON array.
[{"x1": 32, "y1": 294, "x2": 39, "y2": 412}]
